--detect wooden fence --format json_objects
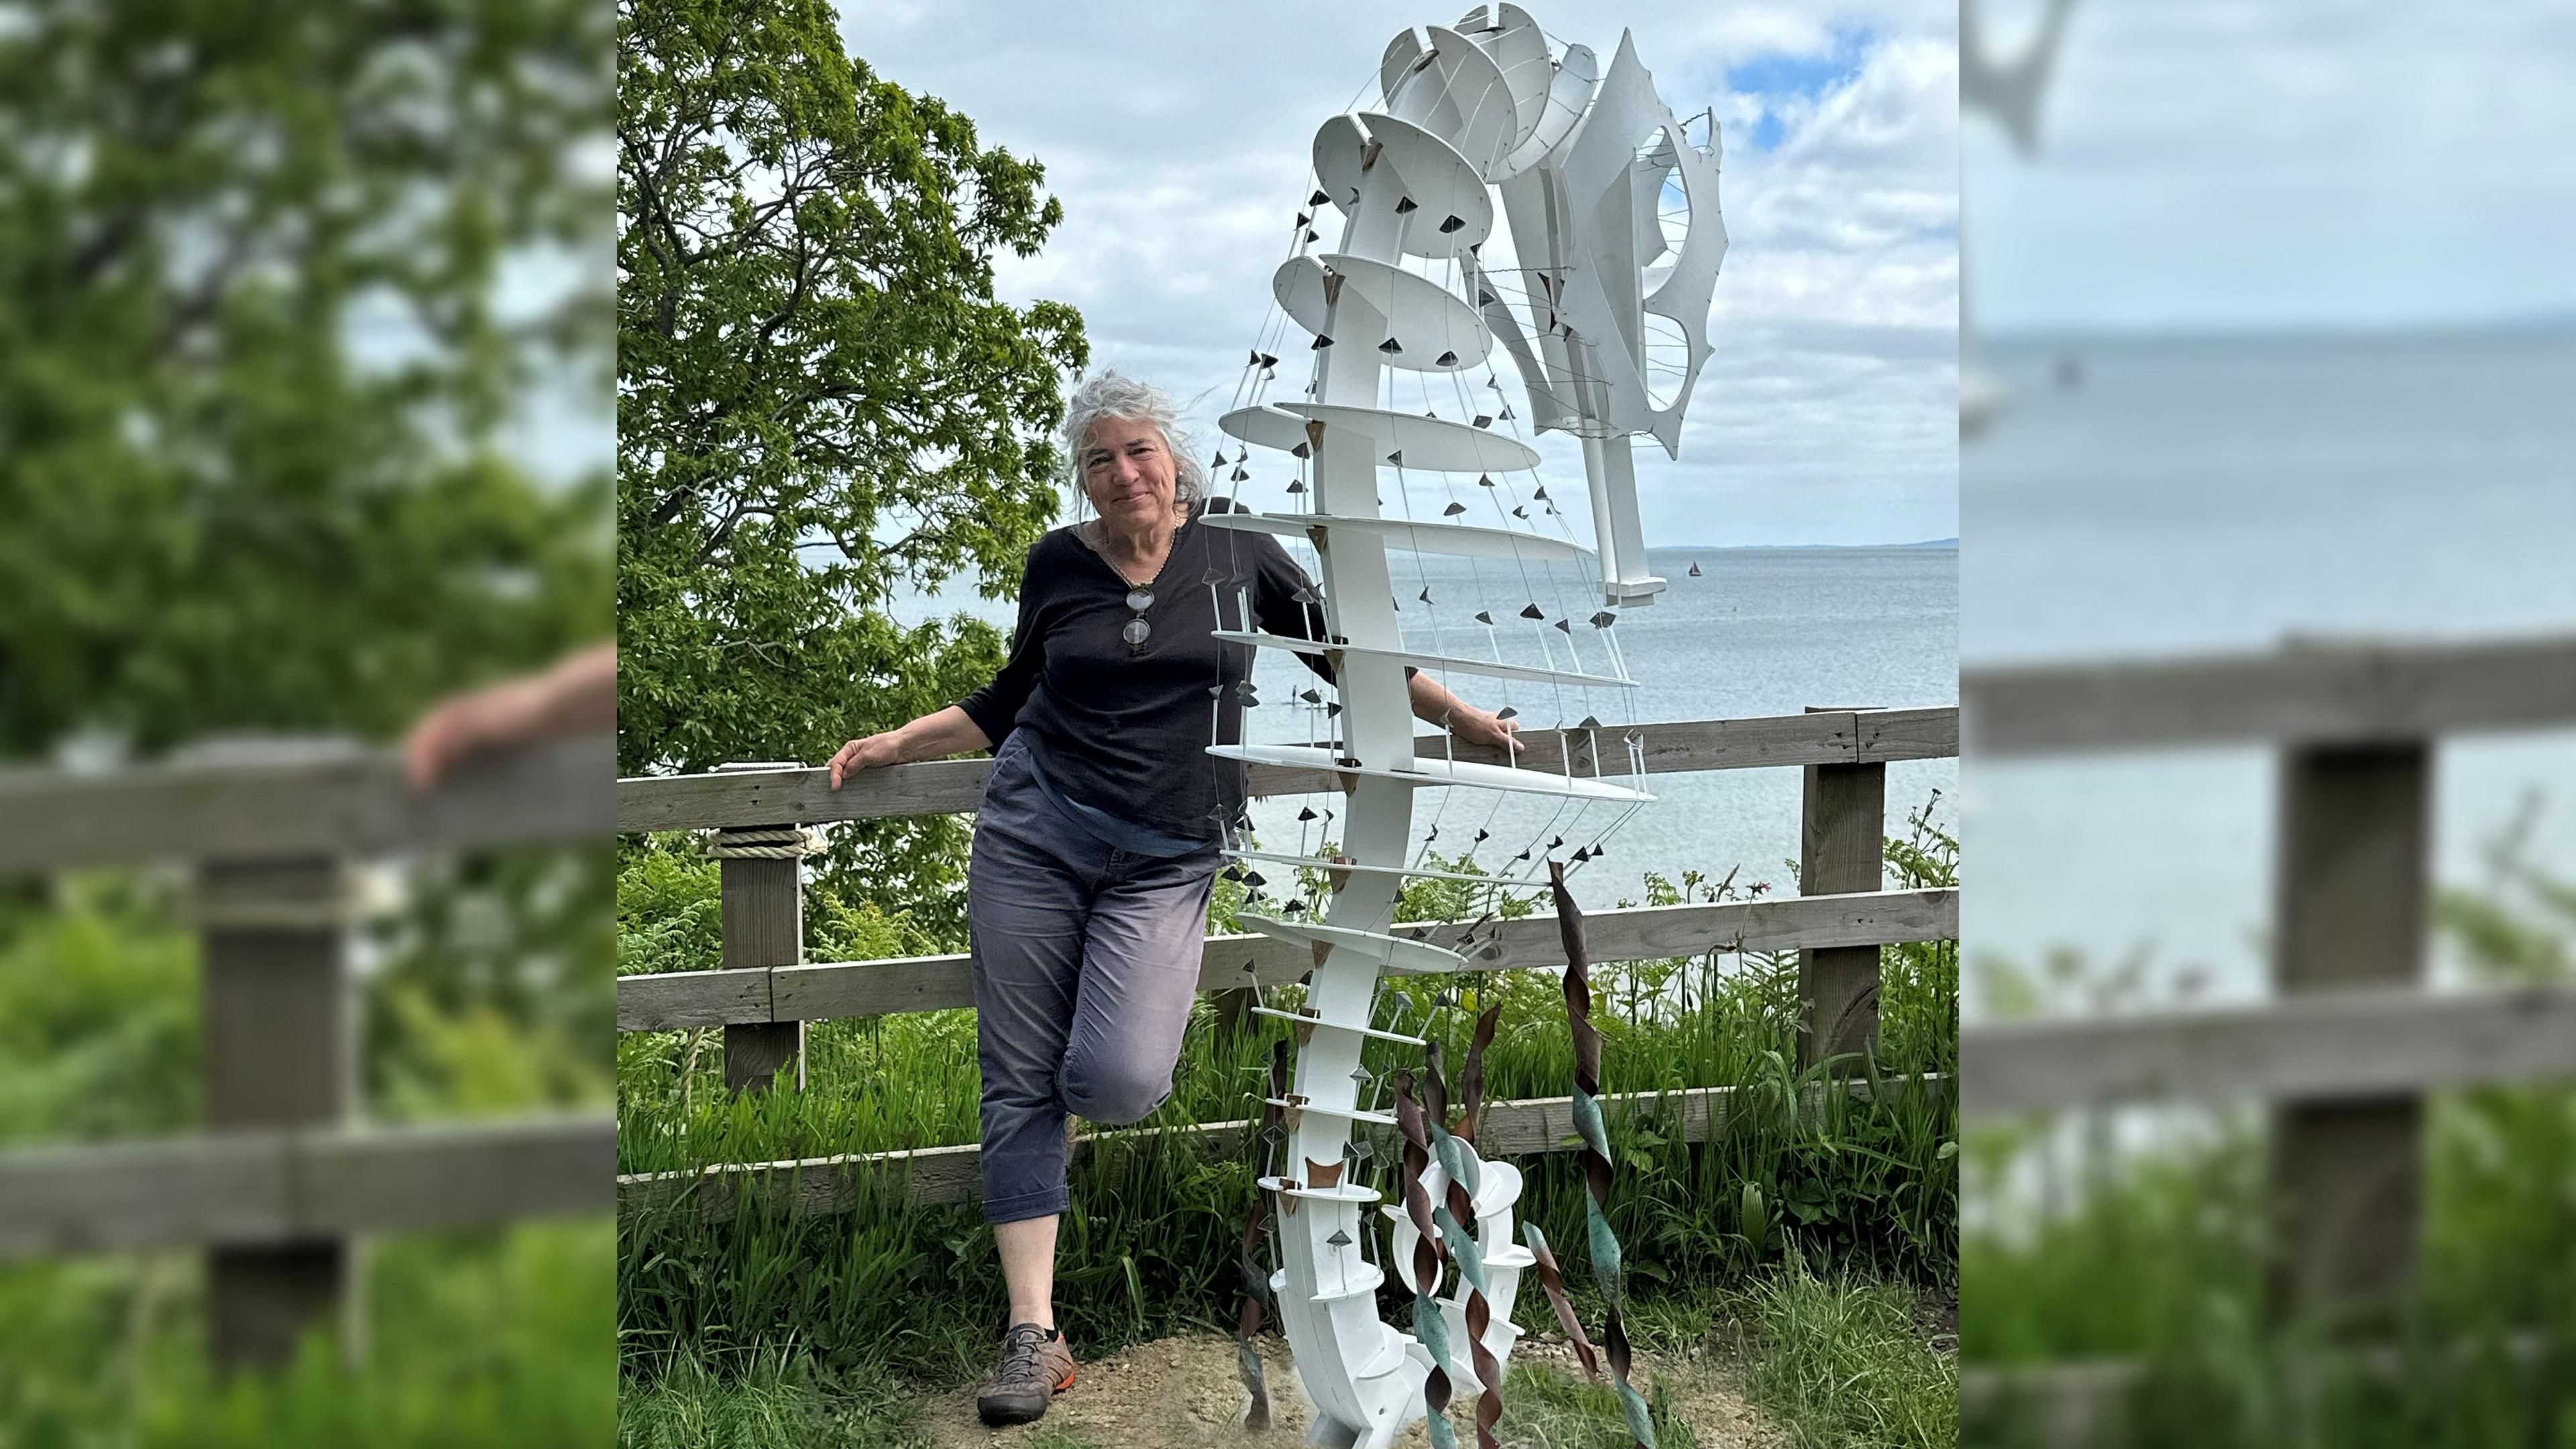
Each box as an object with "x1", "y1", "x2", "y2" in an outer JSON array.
[
  {"x1": 1957, "y1": 634, "x2": 2576, "y2": 1440},
  {"x1": 0, "y1": 736, "x2": 618, "y2": 1371},
  {"x1": 614, "y1": 705, "x2": 1962, "y2": 1214}
]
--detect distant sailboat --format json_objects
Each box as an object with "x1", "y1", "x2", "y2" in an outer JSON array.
[{"x1": 1688, "y1": 561, "x2": 1703, "y2": 577}]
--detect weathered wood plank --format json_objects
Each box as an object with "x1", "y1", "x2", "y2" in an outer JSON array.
[
  {"x1": 617, "y1": 1076, "x2": 1945, "y2": 1219},
  {"x1": 0, "y1": 1115, "x2": 613, "y2": 1260},
  {"x1": 615, "y1": 709, "x2": 1962, "y2": 833},
  {"x1": 622, "y1": 888, "x2": 1960, "y2": 1030},
  {"x1": 1798, "y1": 707, "x2": 1887, "y2": 1070},
  {"x1": 1963, "y1": 634, "x2": 2576, "y2": 756},
  {"x1": 0, "y1": 735, "x2": 614, "y2": 875},
  {"x1": 1962, "y1": 985, "x2": 2576, "y2": 1116}
]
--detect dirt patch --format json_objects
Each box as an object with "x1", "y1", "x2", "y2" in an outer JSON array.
[{"x1": 919, "y1": 1329, "x2": 1782, "y2": 1449}]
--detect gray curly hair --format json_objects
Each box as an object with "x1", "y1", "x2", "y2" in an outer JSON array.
[{"x1": 1059, "y1": 370, "x2": 1209, "y2": 510}]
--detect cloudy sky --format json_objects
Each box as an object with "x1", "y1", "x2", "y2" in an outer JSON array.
[
  {"x1": 1968, "y1": 0, "x2": 2576, "y2": 333},
  {"x1": 835, "y1": 1, "x2": 1960, "y2": 548}
]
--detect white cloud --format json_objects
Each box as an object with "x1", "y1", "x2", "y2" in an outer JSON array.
[{"x1": 838, "y1": 1, "x2": 1959, "y2": 545}]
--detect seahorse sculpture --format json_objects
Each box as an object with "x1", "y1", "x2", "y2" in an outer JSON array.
[{"x1": 1201, "y1": 9, "x2": 1726, "y2": 1446}]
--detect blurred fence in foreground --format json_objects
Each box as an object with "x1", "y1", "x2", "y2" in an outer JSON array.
[
  {"x1": 0, "y1": 737, "x2": 618, "y2": 1370},
  {"x1": 1960, "y1": 634, "x2": 2576, "y2": 1442}
]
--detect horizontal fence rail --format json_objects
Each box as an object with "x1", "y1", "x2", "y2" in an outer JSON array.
[
  {"x1": 0, "y1": 735, "x2": 613, "y2": 874},
  {"x1": 0, "y1": 1115, "x2": 613, "y2": 1260},
  {"x1": 619, "y1": 887, "x2": 1959, "y2": 1030},
  {"x1": 1962, "y1": 633, "x2": 2576, "y2": 756},
  {"x1": 619, "y1": 1075, "x2": 1947, "y2": 1220},
  {"x1": 1964, "y1": 985, "x2": 2576, "y2": 1116},
  {"x1": 616, "y1": 706, "x2": 1961, "y2": 833}
]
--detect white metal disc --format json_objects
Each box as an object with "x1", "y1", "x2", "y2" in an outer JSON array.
[
  {"x1": 1217, "y1": 404, "x2": 1317, "y2": 455},
  {"x1": 1464, "y1": 3, "x2": 1552, "y2": 160},
  {"x1": 1208, "y1": 742, "x2": 1653, "y2": 804},
  {"x1": 1199, "y1": 509, "x2": 1587, "y2": 564},
  {"x1": 1214, "y1": 628, "x2": 1633, "y2": 688},
  {"x1": 1385, "y1": 25, "x2": 1522, "y2": 179},
  {"x1": 1236, "y1": 912, "x2": 1470, "y2": 975},
  {"x1": 1312, "y1": 113, "x2": 1368, "y2": 214},
  {"x1": 1497, "y1": 37, "x2": 1597, "y2": 176},
  {"x1": 1271, "y1": 253, "x2": 1492, "y2": 372},
  {"x1": 1277, "y1": 402, "x2": 1543, "y2": 473},
  {"x1": 1354, "y1": 111, "x2": 1496, "y2": 256}
]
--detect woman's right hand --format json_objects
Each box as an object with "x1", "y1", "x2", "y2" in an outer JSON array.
[{"x1": 827, "y1": 732, "x2": 906, "y2": 790}]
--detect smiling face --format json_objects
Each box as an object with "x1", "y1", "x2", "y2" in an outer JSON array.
[{"x1": 1078, "y1": 414, "x2": 1181, "y2": 532}]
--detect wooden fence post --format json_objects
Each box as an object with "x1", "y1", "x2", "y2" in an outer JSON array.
[
  {"x1": 1798, "y1": 706, "x2": 1886, "y2": 1071},
  {"x1": 199, "y1": 852, "x2": 360, "y2": 1371},
  {"x1": 717, "y1": 763, "x2": 806, "y2": 1093},
  {"x1": 2269, "y1": 741, "x2": 2429, "y2": 1327}
]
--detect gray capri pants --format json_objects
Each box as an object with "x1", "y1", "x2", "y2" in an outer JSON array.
[{"x1": 970, "y1": 731, "x2": 1220, "y2": 1224}]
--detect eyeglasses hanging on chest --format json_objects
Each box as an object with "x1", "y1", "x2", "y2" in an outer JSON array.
[{"x1": 1122, "y1": 588, "x2": 1154, "y2": 653}]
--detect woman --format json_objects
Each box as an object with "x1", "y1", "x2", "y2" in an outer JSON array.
[{"x1": 827, "y1": 372, "x2": 1516, "y2": 1428}]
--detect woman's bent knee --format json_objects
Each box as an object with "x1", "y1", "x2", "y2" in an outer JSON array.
[{"x1": 1058, "y1": 1060, "x2": 1172, "y2": 1126}]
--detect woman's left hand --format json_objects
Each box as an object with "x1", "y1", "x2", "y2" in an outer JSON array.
[{"x1": 1448, "y1": 705, "x2": 1523, "y2": 754}]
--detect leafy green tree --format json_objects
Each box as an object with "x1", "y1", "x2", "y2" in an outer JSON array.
[
  {"x1": 617, "y1": 0, "x2": 1085, "y2": 932},
  {"x1": 0, "y1": 0, "x2": 610, "y2": 757}
]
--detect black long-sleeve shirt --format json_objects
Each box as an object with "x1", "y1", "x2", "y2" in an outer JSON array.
[{"x1": 957, "y1": 496, "x2": 1349, "y2": 845}]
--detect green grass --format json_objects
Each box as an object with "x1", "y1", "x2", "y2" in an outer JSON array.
[
  {"x1": 0, "y1": 853, "x2": 616, "y2": 1448},
  {"x1": 1730, "y1": 1254, "x2": 1957, "y2": 1449},
  {"x1": 615, "y1": 802, "x2": 1963, "y2": 1443}
]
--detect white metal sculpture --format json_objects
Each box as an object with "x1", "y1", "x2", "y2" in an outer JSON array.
[
  {"x1": 1960, "y1": 0, "x2": 2076, "y2": 437},
  {"x1": 1197, "y1": 10, "x2": 1727, "y2": 1446}
]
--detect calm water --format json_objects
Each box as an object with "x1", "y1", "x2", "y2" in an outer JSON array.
[
  {"x1": 1964, "y1": 332, "x2": 2576, "y2": 1009},
  {"x1": 894, "y1": 535, "x2": 1959, "y2": 914}
]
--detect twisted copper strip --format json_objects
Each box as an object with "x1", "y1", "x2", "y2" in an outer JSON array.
[
  {"x1": 1551, "y1": 861, "x2": 1658, "y2": 1448},
  {"x1": 1391, "y1": 1071, "x2": 1460, "y2": 1449},
  {"x1": 1456, "y1": 1002, "x2": 1500, "y2": 1144}
]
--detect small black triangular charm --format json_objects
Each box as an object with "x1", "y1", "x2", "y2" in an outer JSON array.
[
  {"x1": 1554, "y1": 618, "x2": 1572, "y2": 633},
  {"x1": 1418, "y1": 586, "x2": 1434, "y2": 602},
  {"x1": 1290, "y1": 442, "x2": 1311, "y2": 459},
  {"x1": 1468, "y1": 241, "x2": 1483, "y2": 256},
  {"x1": 1473, "y1": 828, "x2": 1490, "y2": 843},
  {"x1": 1385, "y1": 449, "x2": 1404, "y2": 466},
  {"x1": 1231, "y1": 466, "x2": 1249, "y2": 482},
  {"x1": 1477, "y1": 473, "x2": 1495, "y2": 487},
  {"x1": 1242, "y1": 871, "x2": 1267, "y2": 890},
  {"x1": 1570, "y1": 845, "x2": 1591, "y2": 863},
  {"x1": 1285, "y1": 480, "x2": 1305, "y2": 494},
  {"x1": 1499, "y1": 406, "x2": 1514, "y2": 419},
  {"x1": 1379, "y1": 337, "x2": 1402, "y2": 354},
  {"x1": 1477, "y1": 290, "x2": 1497, "y2": 307},
  {"x1": 1549, "y1": 836, "x2": 1564, "y2": 851},
  {"x1": 1473, "y1": 610, "x2": 1494, "y2": 625},
  {"x1": 1438, "y1": 214, "x2": 1465, "y2": 233},
  {"x1": 1211, "y1": 449, "x2": 1228, "y2": 468},
  {"x1": 1326, "y1": 702, "x2": 1342, "y2": 717},
  {"x1": 1436, "y1": 351, "x2": 1458, "y2": 366},
  {"x1": 1513, "y1": 506, "x2": 1529, "y2": 519},
  {"x1": 1472, "y1": 415, "x2": 1493, "y2": 429},
  {"x1": 1312, "y1": 334, "x2": 1334, "y2": 349},
  {"x1": 1580, "y1": 715, "x2": 1601, "y2": 729},
  {"x1": 1590, "y1": 610, "x2": 1616, "y2": 629},
  {"x1": 1309, "y1": 189, "x2": 1331, "y2": 207},
  {"x1": 1495, "y1": 706, "x2": 1518, "y2": 720},
  {"x1": 1259, "y1": 353, "x2": 1279, "y2": 368},
  {"x1": 1283, "y1": 899, "x2": 1304, "y2": 915},
  {"x1": 1236, "y1": 681, "x2": 1260, "y2": 705},
  {"x1": 1394, "y1": 196, "x2": 1418, "y2": 213},
  {"x1": 1304, "y1": 229, "x2": 1320, "y2": 242},
  {"x1": 1442, "y1": 501, "x2": 1466, "y2": 517},
  {"x1": 1294, "y1": 211, "x2": 1311, "y2": 227},
  {"x1": 1519, "y1": 602, "x2": 1544, "y2": 620},
  {"x1": 1532, "y1": 485, "x2": 1550, "y2": 501},
  {"x1": 1299, "y1": 688, "x2": 1322, "y2": 704},
  {"x1": 1297, "y1": 806, "x2": 1318, "y2": 822}
]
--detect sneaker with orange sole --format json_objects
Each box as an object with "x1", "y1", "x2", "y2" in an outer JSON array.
[{"x1": 975, "y1": 1321, "x2": 1075, "y2": 1426}]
